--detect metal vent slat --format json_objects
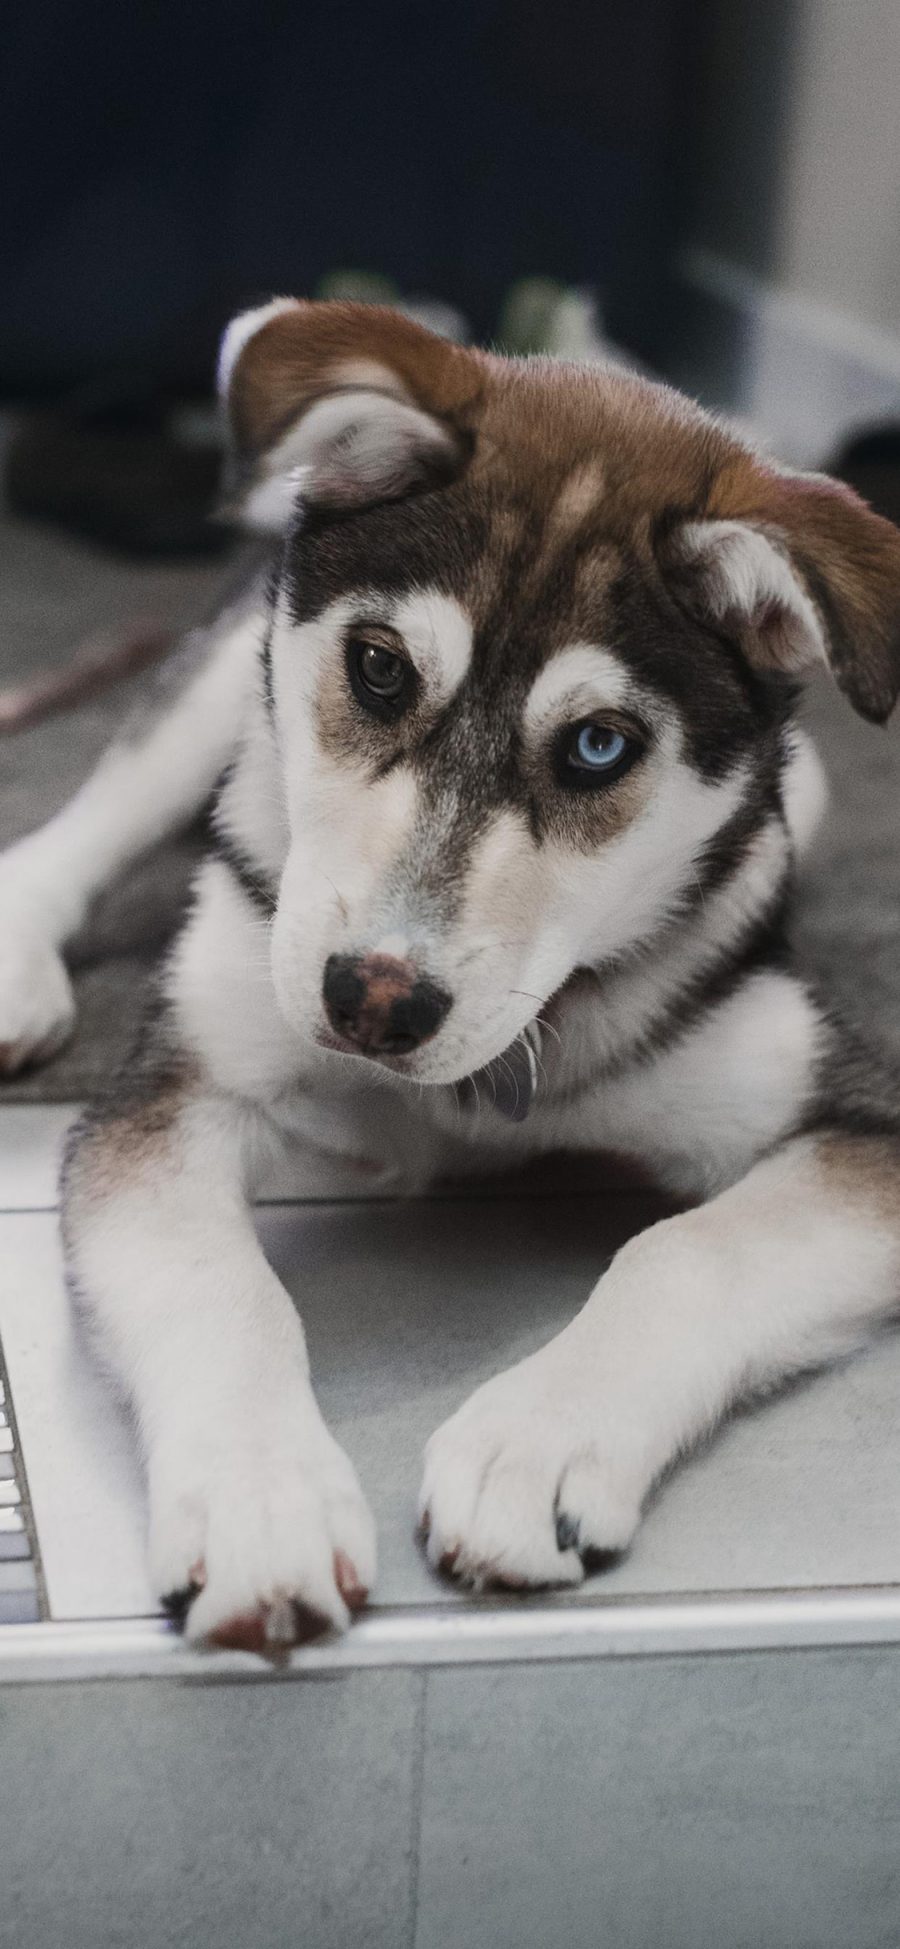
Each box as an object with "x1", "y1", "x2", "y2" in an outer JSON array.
[{"x1": 0, "y1": 1339, "x2": 40, "y2": 1623}]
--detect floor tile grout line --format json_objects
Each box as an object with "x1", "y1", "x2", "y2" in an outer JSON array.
[
  {"x1": 406, "y1": 1669, "x2": 429, "y2": 1949},
  {"x1": 0, "y1": 1205, "x2": 61, "y2": 1217}
]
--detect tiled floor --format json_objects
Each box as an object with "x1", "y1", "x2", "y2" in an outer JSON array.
[
  {"x1": 3, "y1": 1102, "x2": 900, "y2": 1949},
  {"x1": 3, "y1": 1102, "x2": 900, "y2": 1628}
]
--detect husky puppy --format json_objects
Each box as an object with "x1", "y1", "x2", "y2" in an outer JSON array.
[{"x1": 1, "y1": 301, "x2": 898, "y2": 1651}]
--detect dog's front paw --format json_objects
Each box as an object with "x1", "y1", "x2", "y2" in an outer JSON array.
[
  {"x1": 0, "y1": 927, "x2": 74, "y2": 1075},
  {"x1": 419, "y1": 1357, "x2": 643, "y2": 1591},
  {"x1": 150, "y1": 1421, "x2": 376, "y2": 1654}
]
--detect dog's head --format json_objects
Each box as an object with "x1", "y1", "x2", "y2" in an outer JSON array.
[{"x1": 219, "y1": 299, "x2": 900, "y2": 1087}]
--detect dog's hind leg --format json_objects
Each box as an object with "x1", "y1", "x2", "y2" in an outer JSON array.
[{"x1": 0, "y1": 598, "x2": 261, "y2": 1074}]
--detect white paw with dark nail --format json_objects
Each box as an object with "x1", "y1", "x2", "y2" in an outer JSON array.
[
  {"x1": 419, "y1": 1355, "x2": 643, "y2": 1590},
  {"x1": 150, "y1": 1421, "x2": 377, "y2": 1652}
]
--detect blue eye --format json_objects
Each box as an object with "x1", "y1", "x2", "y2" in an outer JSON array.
[
  {"x1": 560, "y1": 720, "x2": 638, "y2": 787},
  {"x1": 556, "y1": 718, "x2": 641, "y2": 789},
  {"x1": 573, "y1": 724, "x2": 627, "y2": 770}
]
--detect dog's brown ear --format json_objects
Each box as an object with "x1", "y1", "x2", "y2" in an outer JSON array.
[
  {"x1": 217, "y1": 299, "x2": 483, "y2": 529},
  {"x1": 669, "y1": 459, "x2": 900, "y2": 723}
]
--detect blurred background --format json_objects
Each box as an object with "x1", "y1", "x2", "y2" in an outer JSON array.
[
  {"x1": 6, "y1": 0, "x2": 900, "y2": 471},
  {"x1": 2, "y1": 0, "x2": 899, "y2": 1095}
]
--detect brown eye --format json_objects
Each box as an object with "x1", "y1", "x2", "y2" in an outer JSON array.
[
  {"x1": 346, "y1": 634, "x2": 414, "y2": 719},
  {"x1": 358, "y1": 644, "x2": 405, "y2": 698}
]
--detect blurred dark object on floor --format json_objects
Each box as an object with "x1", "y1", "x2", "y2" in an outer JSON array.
[
  {"x1": 0, "y1": 620, "x2": 174, "y2": 734},
  {"x1": 5, "y1": 385, "x2": 226, "y2": 556},
  {"x1": 829, "y1": 426, "x2": 900, "y2": 531}
]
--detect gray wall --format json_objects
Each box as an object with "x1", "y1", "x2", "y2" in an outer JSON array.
[{"x1": 690, "y1": 0, "x2": 900, "y2": 340}]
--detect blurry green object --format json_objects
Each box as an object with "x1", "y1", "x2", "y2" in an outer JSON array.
[
  {"x1": 313, "y1": 270, "x2": 630, "y2": 368},
  {"x1": 495, "y1": 278, "x2": 570, "y2": 354},
  {"x1": 316, "y1": 271, "x2": 467, "y2": 342},
  {"x1": 498, "y1": 280, "x2": 629, "y2": 365},
  {"x1": 315, "y1": 270, "x2": 401, "y2": 306}
]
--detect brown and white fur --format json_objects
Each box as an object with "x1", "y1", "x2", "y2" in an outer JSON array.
[{"x1": 1, "y1": 300, "x2": 899, "y2": 1651}]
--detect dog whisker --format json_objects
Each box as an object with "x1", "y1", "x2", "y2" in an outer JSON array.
[
  {"x1": 318, "y1": 871, "x2": 349, "y2": 922},
  {"x1": 493, "y1": 1050, "x2": 521, "y2": 1114},
  {"x1": 508, "y1": 991, "x2": 563, "y2": 1053}
]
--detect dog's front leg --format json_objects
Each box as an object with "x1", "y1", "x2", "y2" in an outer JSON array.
[
  {"x1": 0, "y1": 611, "x2": 254, "y2": 1074},
  {"x1": 63, "y1": 1068, "x2": 375, "y2": 1649},
  {"x1": 421, "y1": 1132, "x2": 900, "y2": 1588}
]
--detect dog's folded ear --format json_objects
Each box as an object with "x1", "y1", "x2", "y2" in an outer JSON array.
[
  {"x1": 668, "y1": 462, "x2": 900, "y2": 722},
  {"x1": 217, "y1": 299, "x2": 482, "y2": 531}
]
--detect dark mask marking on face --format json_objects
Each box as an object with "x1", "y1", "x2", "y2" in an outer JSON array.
[{"x1": 272, "y1": 462, "x2": 801, "y2": 957}]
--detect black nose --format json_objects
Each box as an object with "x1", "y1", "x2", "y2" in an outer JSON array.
[{"x1": 322, "y1": 953, "x2": 452, "y2": 1055}]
